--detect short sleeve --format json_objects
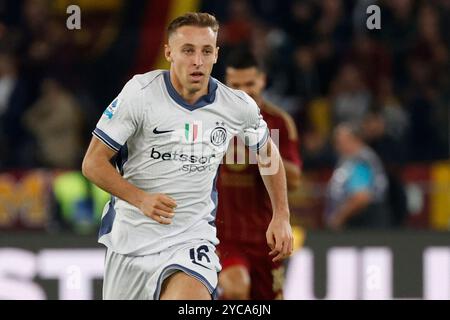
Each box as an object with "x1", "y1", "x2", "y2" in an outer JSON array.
[
  {"x1": 238, "y1": 93, "x2": 269, "y2": 152},
  {"x1": 347, "y1": 162, "x2": 374, "y2": 194},
  {"x1": 93, "y1": 79, "x2": 141, "y2": 152}
]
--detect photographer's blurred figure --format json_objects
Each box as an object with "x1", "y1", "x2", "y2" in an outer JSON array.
[{"x1": 325, "y1": 123, "x2": 391, "y2": 230}]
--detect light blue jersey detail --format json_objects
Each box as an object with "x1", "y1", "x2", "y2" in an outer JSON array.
[{"x1": 347, "y1": 162, "x2": 374, "y2": 194}]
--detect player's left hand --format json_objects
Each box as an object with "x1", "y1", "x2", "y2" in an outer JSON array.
[{"x1": 266, "y1": 216, "x2": 294, "y2": 262}]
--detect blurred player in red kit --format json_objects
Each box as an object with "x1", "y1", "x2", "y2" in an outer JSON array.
[{"x1": 216, "y1": 50, "x2": 302, "y2": 300}]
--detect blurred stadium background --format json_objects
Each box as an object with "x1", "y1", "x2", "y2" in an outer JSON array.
[{"x1": 0, "y1": 0, "x2": 449, "y2": 300}]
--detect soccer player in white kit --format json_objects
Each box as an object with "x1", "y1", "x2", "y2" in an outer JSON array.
[{"x1": 82, "y1": 12, "x2": 293, "y2": 300}]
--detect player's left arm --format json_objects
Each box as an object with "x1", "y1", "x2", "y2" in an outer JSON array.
[
  {"x1": 240, "y1": 92, "x2": 294, "y2": 262},
  {"x1": 256, "y1": 138, "x2": 294, "y2": 262}
]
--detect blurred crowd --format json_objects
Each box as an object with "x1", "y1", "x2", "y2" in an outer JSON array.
[
  {"x1": 0, "y1": 0, "x2": 124, "y2": 170},
  {"x1": 207, "y1": 0, "x2": 449, "y2": 170},
  {"x1": 0, "y1": 0, "x2": 448, "y2": 232},
  {"x1": 0, "y1": 0, "x2": 448, "y2": 172}
]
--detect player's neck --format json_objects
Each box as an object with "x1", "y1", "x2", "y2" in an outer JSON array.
[{"x1": 169, "y1": 70, "x2": 209, "y2": 105}]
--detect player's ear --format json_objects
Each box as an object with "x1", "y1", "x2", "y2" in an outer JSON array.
[
  {"x1": 164, "y1": 44, "x2": 172, "y2": 63},
  {"x1": 260, "y1": 72, "x2": 267, "y2": 88},
  {"x1": 213, "y1": 47, "x2": 219, "y2": 64}
]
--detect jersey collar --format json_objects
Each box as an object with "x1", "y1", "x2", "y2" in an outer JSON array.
[{"x1": 163, "y1": 70, "x2": 217, "y2": 111}]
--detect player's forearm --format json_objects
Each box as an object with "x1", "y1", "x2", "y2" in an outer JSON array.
[
  {"x1": 257, "y1": 140, "x2": 290, "y2": 218},
  {"x1": 333, "y1": 192, "x2": 372, "y2": 224},
  {"x1": 82, "y1": 156, "x2": 146, "y2": 209}
]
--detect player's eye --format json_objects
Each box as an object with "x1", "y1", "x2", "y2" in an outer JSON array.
[
  {"x1": 203, "y1": 49, "x2": 213, "y2": 55},
  {"x1": 183, "y1": 48, "x2": 194, "y2": 54}
]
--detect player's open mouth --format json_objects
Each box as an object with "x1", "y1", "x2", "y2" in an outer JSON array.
[{"x1": 189, "y1": 72, "x2": 204, "y2": 82}]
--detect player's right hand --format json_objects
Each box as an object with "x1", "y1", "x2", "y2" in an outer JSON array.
[{"x1": 139, "y1": 193, "x2": 177, "y2": 224}]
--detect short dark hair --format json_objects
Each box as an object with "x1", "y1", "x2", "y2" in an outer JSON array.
[
  {"x1": 167, "y1": 12, "x2": 219, "y2": 38},
  {"x1": 225, "y1": 48, "x2": 263, "y2": 71}
]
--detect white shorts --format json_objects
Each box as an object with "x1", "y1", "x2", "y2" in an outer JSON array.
[{"x1": 102, "y1": 240, "x2": 222, "y2": 300}]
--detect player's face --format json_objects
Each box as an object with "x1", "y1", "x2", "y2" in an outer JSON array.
[
  {"x1": 225, "y1": 67, "x2": 266, "y2": 102},
  {"x1": 165, "y1": 26, "x2": 219, "y2": 94},
  {"x1": 334, "y1": 128, "x2": 357, "y2": 157}
]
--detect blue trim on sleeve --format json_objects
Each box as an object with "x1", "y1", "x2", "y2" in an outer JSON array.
[
  {"x1": 347, "y1": 162, "x2": 374, "y2": 194},
  {"x1": 93, "y1": 127, "x2": 122, "y2": 151},
  {"x1": 248, "y1": 127, "x2": 269, "y2": 151}
]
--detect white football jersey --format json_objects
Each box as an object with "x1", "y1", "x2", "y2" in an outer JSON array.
[{"x1": 93, "y1": 70, "x2": 268, "y2": 255}]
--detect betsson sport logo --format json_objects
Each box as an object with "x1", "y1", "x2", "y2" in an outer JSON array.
[
  {"x1": 149, "y1": 120, "x2": 280, "y2": 175},
  {"x1": 150, "y1": 121, "x2": 228, "y2": 173}
]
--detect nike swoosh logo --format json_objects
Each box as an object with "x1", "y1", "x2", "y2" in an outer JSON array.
[
  {"x1": 153, "y1": 127, "x2": 174, "y2": 134},
  {"x1": 192, "y1": 261, "x2": 212, "y2": 270}
]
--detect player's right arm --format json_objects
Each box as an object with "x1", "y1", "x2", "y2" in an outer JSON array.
[
  {"x1": 82, "y1": 77, "x2": 176, "y2": 224},
  {"x1": 82, "y1": 137, "x2": 177, "y2": 224}
]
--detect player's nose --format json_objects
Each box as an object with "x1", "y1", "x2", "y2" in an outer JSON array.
[{"x1": 192, "y1": 52, "x2": 204, "y2": 67}]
